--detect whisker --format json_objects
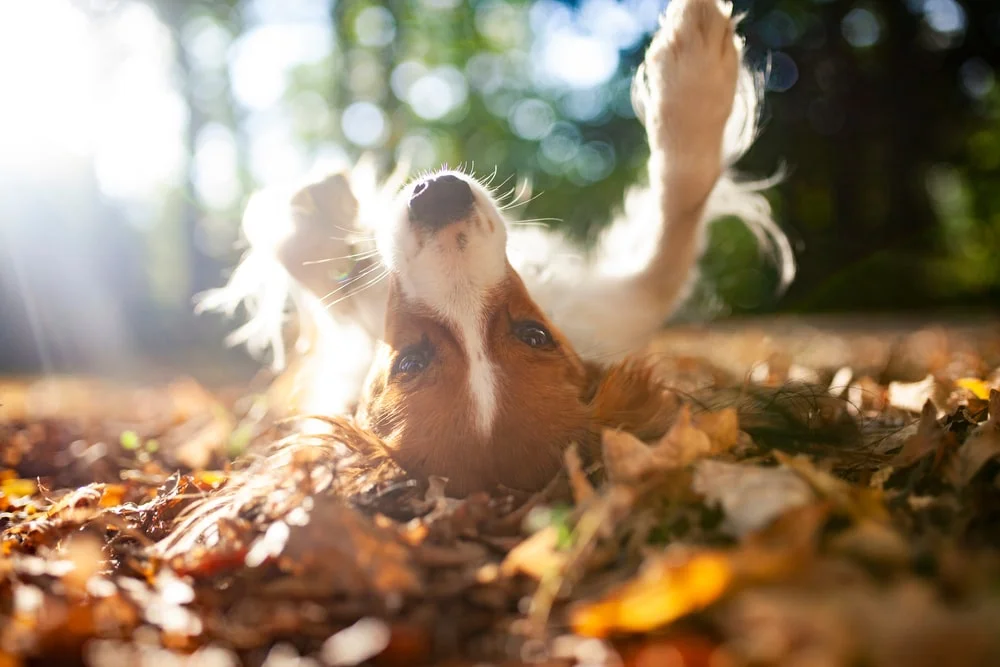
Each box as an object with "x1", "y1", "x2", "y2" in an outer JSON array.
[
  {"x1": 302, "y1": 249, "x2": 380, "y2": 266},
  {"x1": 324, "y1": 270, "x2": 389, "y2": 308},
  {"x1": 510, "y1": 217, "x2": 562, "y2": 226},
  {"x1": 482, "y1": 165, "x2": 500, "y2": 187},
  {"x1": 500, "y1": 189, "x2": 545, "y2": 211},
  {"x1": 488, "y1": 174, "x2": 516, "y2": 199},
  {"x1": 319, "y1": 263, "x2": 386, "y2": 304}
]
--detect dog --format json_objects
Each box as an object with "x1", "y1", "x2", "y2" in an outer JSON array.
[{"x1": 198, "y1": 0, "x2": 795, "y2": 495}]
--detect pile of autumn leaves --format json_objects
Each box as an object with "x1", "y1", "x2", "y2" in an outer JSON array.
[
  {"x1": 1, "y1": 360, "x2": 1000, "y2": 665},
  {"x1": 498, "y1": 385, "x2": 1000, "y2": 665}
]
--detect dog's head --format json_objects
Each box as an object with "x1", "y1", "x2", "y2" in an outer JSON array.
[{"x1": 356, "y1": 170, "x2": 593, "y2": 495}]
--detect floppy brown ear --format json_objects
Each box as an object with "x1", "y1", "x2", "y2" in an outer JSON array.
[{"x1": 587, "y1": 359, "x2": 679, "y2": 442}]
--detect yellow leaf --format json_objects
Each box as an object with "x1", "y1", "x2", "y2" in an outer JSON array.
[
  {"x1": 0, "y1": 478, "x2": 36, "y2": 498},
  {"x1": 500, "y1": 525, "x2": 566, "y2": 581},
  {"x1": 956, "y1": 378, "x2": 992, "y2": 400},
  {"x1": 195, "y1": 470, "x2": 227, "y2": 488},
  {"x1": 570, "y1": 551, "x2": 732, "y2": 637}
]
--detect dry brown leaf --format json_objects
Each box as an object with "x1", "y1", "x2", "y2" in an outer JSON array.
[
  {"x1": 570, "y1": 550, "x2": 733, "y2": 637},
  {"x1": 774, "y1": 452, "x2": 889, "y2": 523},
  {"x1": 692, "y1": 461, "x2": 815, "y2": 538},
  {"x1": 692, "y1": 407, "x2": 740, "y2": 454},
  {"x1": 830, "y1": 519, "x2": 910, "y2": 568},
  {"x1": 943, "y1": 389, "x2": 1000, "y2": 487},
  {"x1": 731, "y1": 503, "x2": 829, "y2": 583},
  {"x1": 601, "y1": 429, "x2": 659, "y2": 484},
  {"x1": 891, "y1": 401, "x2": 953, "y2": 468},
  {"x1": 564, "y1": 445, "x2": 595, "y2": 505},
  {"x1": 655, "y1": 405, "x2": 712, "y2": 465},
  {"x1": 601, "y1": 405, "x2": 715, "y2": 484}
]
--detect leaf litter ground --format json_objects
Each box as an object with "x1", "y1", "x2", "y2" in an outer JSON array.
[{"x1": 2, "y1": 316, "x2": 1000, "y2": 667}]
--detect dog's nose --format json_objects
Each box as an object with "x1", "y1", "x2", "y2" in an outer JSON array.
[{"x1": 408, "y1": 175, "x2": 475, "y2": 229}]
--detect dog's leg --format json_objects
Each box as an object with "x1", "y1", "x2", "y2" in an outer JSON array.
[
  {"x1": 633, "y1": 0, "x2": 741, "y2": 308},
  {"x1": 197, "y1": 170, "x2": 388, "y2": 417},
  {"x1": 526, "y1": 0, "x2": 754, "y2": 360}
]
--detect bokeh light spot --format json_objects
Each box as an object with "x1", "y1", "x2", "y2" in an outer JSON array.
[
  {"x1": 841, "y1": 8, "x2": 881, "y2": 48},
  {"x1": 509, "y1": 99, "x2": 556, "y2": 140},
  {"x1": 959, "y1": 58, "x2": 995, "y2": 100},
  {"x1": 354, "y1": 6, "x2": 396, "y2": 48},
  {"x1": 341, "y1": 101, "x2": 388, "y2": 147},
  {"x1": 766, "y1": 52, "x2": 800, "y2": 92},
  {"x1": 408, "y1": 67, "x2": 468, "y2": 120}
]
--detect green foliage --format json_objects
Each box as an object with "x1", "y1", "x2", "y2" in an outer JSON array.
[{"x1": 166, "y1": 0, "x2": 1000, "y2": 312}]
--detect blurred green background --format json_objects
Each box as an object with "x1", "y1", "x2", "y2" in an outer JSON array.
[{"x1": 0, "y1": 0, "x2": 998, "y2": 377}]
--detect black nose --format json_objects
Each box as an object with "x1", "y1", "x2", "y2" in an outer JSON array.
[{"x1": 408, "y1": 174, "x2": 475, "y2": 229}]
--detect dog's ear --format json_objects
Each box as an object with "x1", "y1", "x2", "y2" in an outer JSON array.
[{"x1": 588, "y1": 359, "x2": 679, "y2": 442}]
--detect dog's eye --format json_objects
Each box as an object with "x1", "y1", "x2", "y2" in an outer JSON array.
[
  {"x1": 514, "y1": 322, "x2": 553, "y2": 348},
  {"x1": 392, "y1": 347, "x2": 431, "y2": 376}
]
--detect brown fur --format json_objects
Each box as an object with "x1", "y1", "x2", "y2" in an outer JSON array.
[{"x1": 354, "y1": 266, "x2": 681, "y2": 495}]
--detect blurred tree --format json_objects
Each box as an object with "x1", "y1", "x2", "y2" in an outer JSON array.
[{"x1": 203, "y1": 0, "x2": 1000, "y2": 315}]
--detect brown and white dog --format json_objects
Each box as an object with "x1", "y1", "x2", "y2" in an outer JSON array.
[{"x1": 199, "y1": 0, "x2": 795, "y2": 495}]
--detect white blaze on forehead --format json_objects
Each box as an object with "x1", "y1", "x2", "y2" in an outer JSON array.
[
  {"x1": 379, "y1": 177, "x2": 508, "y2": 434},
  {"x1": 443, "y1": 295, "x2": 498, "y2": 435}
]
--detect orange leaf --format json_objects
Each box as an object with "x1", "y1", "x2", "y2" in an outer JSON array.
[
  {"x1": 692, "y1": 407, "x2": 740, "y2": 454},
  {"x1": 570, "y1": 551, "x2": 732, "y2": 637}
]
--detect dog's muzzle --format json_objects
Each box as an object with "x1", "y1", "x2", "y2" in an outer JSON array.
[{"x1": 407, "y1": 174, "x2": 474, "y2": 230}]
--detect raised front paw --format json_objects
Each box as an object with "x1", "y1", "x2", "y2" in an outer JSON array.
[{"x1": 641, "y1": 0, "x2": 742, "y2": 141}]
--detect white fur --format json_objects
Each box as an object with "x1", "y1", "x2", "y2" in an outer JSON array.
[
  {"x1": 198, "y1": 0, "x2": 796, "y2": 417},
  {"x1": 378, "y1": 175, "x2": 509, "y2": 432}
]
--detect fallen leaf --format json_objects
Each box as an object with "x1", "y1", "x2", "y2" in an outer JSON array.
[
  {"x1": 1, "y1": 478, "x2": 37, "y2": 498},
  {"x1": 501, "y1": 525, "x2": 566, "y2": 581},
  {"x1": 888, "y1": 374, "x2": 940, "y2": 415},
  {"x1": 891, "y1": 401, "x2": 953, "y2": 468},
  {"x1": 321, "y1": 617, "x2": 391, "y2": 666},
  {"x1": 955, "y1": 378, "x2": 992, "y2": 401},
  {"x1": 564, "y1": 445, "x2": 595, "y2": 505},
  {"x1": 570, "y1": 550, "x2": 733, "y2": 637},
  {"x1": 691, "y1": 408, "x2": 740, "y2": 454},
  {"x1": 774, "y1": 453, "x2": 889, "y2": 523},
  {"x1": 944, "y1": 389, "x2": 1000, "y2": 487},
  {"x1": 692, "y1": 461, "x2": 815, "y2": 538},
  {"x1": 657, "y1": 405, "x2": 712, "y2": 464},
  {"x1": 829, "y1": 519, "x2": 910, "y2": 568},
  {"x1": 193, "y1": 471, "x2": 227, "y2": 488},
  {"x1": 601, "y1": 406, "x2": 716, "y2": 484},
  {"x1": 601, "y1": 429, "x2": 659, "y2": 484},
  {"x1": 730, "y1": 503, "x2": 829, "y2": 584}
]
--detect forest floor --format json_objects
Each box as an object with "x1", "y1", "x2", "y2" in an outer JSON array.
[{"x1": 2, "y1": 313, "x2": 1000, "y2": 667}]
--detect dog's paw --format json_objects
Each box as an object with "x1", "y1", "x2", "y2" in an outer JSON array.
[{"x1": 641, "y1": 0, "x2": 741, "y2": 145}]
